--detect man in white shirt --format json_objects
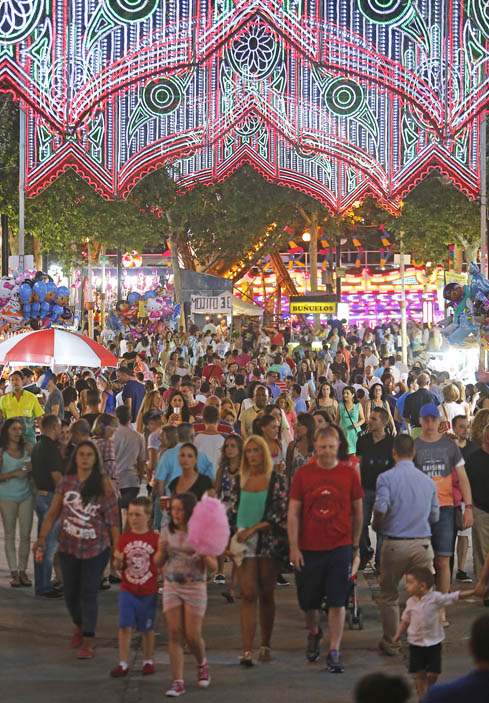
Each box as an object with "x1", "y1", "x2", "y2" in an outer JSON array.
[
  {"x1": 202, "y1": 319, "x2": 217, "y2": 335},
  {"x1": 194, "y1": 405, "x2": 225, "y2": 476},
  {"x1": 363, "y1": 347, "x2": 380, "y2": 369}
]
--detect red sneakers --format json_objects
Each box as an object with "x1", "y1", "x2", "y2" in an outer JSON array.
[
  {"x1": 197, "y1": 660, "x2": 210, "y2": 688},
  {"x1": 141, "y1": 662, "x2": 155, "y2": 675},
  {"x1": 110, "y1": 664, "x2": 129, "y2": 678},
  {"x1": 70, "y1": 629, "x2": 83, "y2": 649},
  {"x1": 165, "y1": 680, "x2": 185, "y2": 697}
]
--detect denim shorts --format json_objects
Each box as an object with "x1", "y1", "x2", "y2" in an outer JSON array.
[
  {"x1": 119, "y1": 590, "x2": 157, "y2": 632},
  {"x1": 295, "y1": 545, "x2": 352, "y2": 610},
  {"x1": 431, "y1": 506, "x2": 455, "y2": 557}
]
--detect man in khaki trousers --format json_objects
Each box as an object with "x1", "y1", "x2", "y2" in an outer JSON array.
[
  {"x1": 465, "y1": 424, "x2": 489, "y2": 578},
  {"x1": 372, "y1": 434, "x2": 440, "y2": 656}
]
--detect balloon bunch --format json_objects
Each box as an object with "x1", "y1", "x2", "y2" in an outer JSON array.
[
  {"x1": 107, "y1": 287, "x2": 175, "y2": 337},
  {"x1": 441, "y1": 262, "x2": 489, "y2": 346},
  {"x1": 0, "y1": 271, "x2": 73, "y2": 333}
]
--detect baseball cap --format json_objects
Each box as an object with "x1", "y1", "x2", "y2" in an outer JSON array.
[{"x1": 419, "y1": 403, "x2": 440, "y2": 419}]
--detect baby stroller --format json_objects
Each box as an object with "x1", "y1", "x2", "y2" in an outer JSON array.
[{"x1": 320, "y1": 552, "x2": 363, "y2": 630}]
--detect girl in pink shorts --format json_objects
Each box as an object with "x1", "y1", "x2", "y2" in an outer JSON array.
[{"x1": 154, "y1": 492, "x2": 217, "y2": 698}]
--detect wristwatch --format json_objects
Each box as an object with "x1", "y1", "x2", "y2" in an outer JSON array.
[{"x1": 465, "y1": 504, "x2": 473, "y2": 509}]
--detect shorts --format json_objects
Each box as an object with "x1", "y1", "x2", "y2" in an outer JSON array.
[
  {"x1": 238, "y1": 529, "x2": 260, "y2": 559},
  {"x1": 408, "y1": 642, "x2": 442, "y2": 674},
  {"x1": 119, "y1": 590, "x2": 157, "y2": 632},
  {"x1": 457, "y1": 505, "x2": 471, "y2": 537},
  {"x1": 163, "y1": 580, "x2": 207, "y2": 617},
  {"x1": 119, "y1": 487, "x2": 140, "y2": 510},
  {"x1": 295, "y1": 545, "x2": 352, "y2": 610},
  {"x1": 431, "y1": 506, "x2": 455, "y2": 557}
]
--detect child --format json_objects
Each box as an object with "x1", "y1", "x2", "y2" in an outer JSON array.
[
  {"x1": 110, "y1": 496, "x2": 159, "y2": 678},
  {"x1": 154, "y1": 492, "x2": 217, "y2": 697},
  {"x1": 393, "y1": 566, "x2": 474, "y2": 701}
]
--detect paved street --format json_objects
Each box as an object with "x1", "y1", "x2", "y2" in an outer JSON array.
[{"x1": 0, "y1": 524, "x2": 484, "y2": 703}]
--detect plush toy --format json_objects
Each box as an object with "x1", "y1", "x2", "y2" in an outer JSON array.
[{"x1": 187, "y1": 494, "x2": 230, "y2": 556}]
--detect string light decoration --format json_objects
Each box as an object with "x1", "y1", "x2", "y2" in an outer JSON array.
[{"x1": 0, "y1": 1, "x2": 487, "y2": 212}]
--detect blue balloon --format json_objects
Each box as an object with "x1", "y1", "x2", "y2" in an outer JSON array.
[
  {"x1": 57, "y1": 286, "x2": 69, "y2": 298},
  {"x1": 22, "y1": 303, "x2": 31, "y2": 319},
  {"x1": 51, "y1": 304, "x2": 63, "y2": 321},
  {"x1": 46, "y1": 281, "x2": 57, "y2": 295},
  {"x1": 33, "y1": 281, "x2": 47, "y2": 301},
  {"x1": 143, "y1": 290, "x2": 157, "y2": 300},
  {"x1": 19, "y1": 283, "x2": 32, "y2": 302},
  {"x1": 128, "y1": 292, "x2": 140, "y2": 305}
]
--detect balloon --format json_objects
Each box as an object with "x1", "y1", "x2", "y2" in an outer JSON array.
[
  {"x1": 51, "y1": 304, "x2": 63, "y2": 322},
  {"x1": 31, "y1": 301, "x2": 41, "y2": 318},
  {"x1": 22, "y1": 302, "x2": 31, "y2": 319},
  {"x1": 128, "y1": 291, "x2": 140, "y2": 305},
  {"x1": 40, "y1": 301, "x2": 50, "y2": 318},
  {"x1": 33, "y1": 280, "x2": 47, "y2": 301},
  {"x1": 143, "y1": 289, "x2": 157, "y2": 300},
  {"x1": 19, "y1": 283, "x2": 32, "y2": 302}
]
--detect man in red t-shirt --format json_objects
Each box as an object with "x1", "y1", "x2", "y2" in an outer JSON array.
[
  {"x1": 201, "y1": 354, "x2": 224, "y2": 384},
  {"x1": 288, "y1": 427, "x2": 363, "y2": 674}
]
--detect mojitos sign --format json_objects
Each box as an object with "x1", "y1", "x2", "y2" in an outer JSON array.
[{"x1": 191, "y1": 293, "x2": 232, "y2": 315}]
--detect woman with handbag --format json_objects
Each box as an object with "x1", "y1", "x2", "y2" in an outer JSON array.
[
  {"x1": 339, "y1": 386, "x2": 365, "y2": 454},
  {"x1": 227, "y1": 435, "x2": 288, "y2": 667},
  {"x1": 365, "y1": 383, "x2": 396, "y2": 436}
]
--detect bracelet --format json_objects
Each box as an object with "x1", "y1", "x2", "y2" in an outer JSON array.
[{"x1": 465, "y1": 504, "x2": 473, "y2": 509}]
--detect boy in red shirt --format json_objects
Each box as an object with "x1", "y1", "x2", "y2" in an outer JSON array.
[{"x1": 110, "y1": 497, "x2": 159, "y2": 678}]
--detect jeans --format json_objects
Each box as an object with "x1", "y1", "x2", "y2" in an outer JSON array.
[
  {"x1": 360, "y1": 489, "x2": 383, "y2": 566},
  {"x1": 0, "y1": 496, "x2": 34, "y2": 571},
  {"x1": 34, "y1": 492, "x2": 60, "y2": 595},
  {"x1": 58, "y1": 548, "x2": 110, "y2": 637}
]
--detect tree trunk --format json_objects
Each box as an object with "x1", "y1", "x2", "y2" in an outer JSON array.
[
  {"x1": 462, "y1": 239, "x2": 479, "y2": 267},
  {"x1": 167, "y1": 214, "x2": 186, "y2": 332}
]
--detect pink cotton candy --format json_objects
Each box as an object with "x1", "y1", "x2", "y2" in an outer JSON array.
[{"x1": 187, "y1": 494, "x2": 230, "y2": 556}]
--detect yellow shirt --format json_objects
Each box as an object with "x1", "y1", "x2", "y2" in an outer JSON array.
[{"x1": 0, "y1": 390, "x2": 44, "y2": 443}]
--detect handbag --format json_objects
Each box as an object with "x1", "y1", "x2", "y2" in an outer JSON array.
[
  {"x1": 438, "y1": 404, "x2": 451, "y2": 434},
  {"x1": 228, "y1": 533, "x2": 247, "y2": 567},
  {"x1": 454, "y1": 505, "x2": 464, "y2": 532}
]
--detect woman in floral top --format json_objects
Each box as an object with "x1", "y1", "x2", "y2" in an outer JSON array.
[
  {"x1": 33, "y1": 440, "x2": 119, "y2": 660},
  {"x1": 227, "y1": 435, "x2": 288, "y2": 667}
]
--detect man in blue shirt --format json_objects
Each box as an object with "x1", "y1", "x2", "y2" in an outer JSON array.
[
  {"x1": 118, "y1": 366, "x2": 146, "y2": 423},
  {"x1": 372, "y1": 433, "x2": 439, "y2": 656},
  {"x1": 425, "y1": 614, "x2": 489, "y2": 702},
  {"x1": 153, "y1": 423, "x2": 214, "y2": 495},
  {"x1": 291, "y1": 384, "x2": 307, "y2": 413}
]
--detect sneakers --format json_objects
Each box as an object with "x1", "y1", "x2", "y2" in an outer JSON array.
[
  {"x1": 142, "y1": 662, "x2": 155, "y2": 675},
  {"x1": 306, "y1": 627, "x2": 323, "y2": 663},
  {"x1": 110, "y1": 664, "x2": 129, "y2": 678},
  {"x1": 70, "y1": 629, "x2": 83, "y2": 649},
  {"x1": 456, "y1": 570, "x2": 472, "y2": 583},
  {"x1": 196, "y1": 660, "x2": 210, "y2": 688},
  {"x1": 166, "y1": 680, "x2": 185, "y2": 697},
  {"x1": 77, "y1": 647, "x2": 94, "y2": 659},
  {"x1": 276, "y1": 573, "x2": 289, "y2": 586},
  {"x1": 213, "y1": 573, "x2": 226, "y2": 584},
  {"x1": 326, "y1": 649, "x2": 344, "y2": 673}
]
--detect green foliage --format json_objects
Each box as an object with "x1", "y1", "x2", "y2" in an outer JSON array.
[{"x1": 388, "y1": 176, "x2": 480, "y2": 263}]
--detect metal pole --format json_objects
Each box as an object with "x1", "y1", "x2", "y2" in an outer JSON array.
[
  {"x1": 87, "y1": 241, "x2": 94, "y2": 339},
  {"x1": 100, "y1": 246, "x2": 106, "y2": 330},
  {"x1": 305, "y1": 251, "x2": 308, "y2": 293},
  {"x1": 18, "y1": 108, "x2": 25, "y2": 271},
  {"x1": 480, "y1": 112, "x2": 487, "y2": 278},
  {"x1": 1, "y1": 214, "x2": 8, "y2": 276},
  {"x1": 116, "y1": 247, "x2": 122, "y2": 300},
  {"x1": 400, "y1": 232, "x2": 408, "y2": 365}
]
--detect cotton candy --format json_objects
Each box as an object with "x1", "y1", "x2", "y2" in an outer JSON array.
[{"x1": 187, "y1": 494, "x2": 230, "y2": 556}]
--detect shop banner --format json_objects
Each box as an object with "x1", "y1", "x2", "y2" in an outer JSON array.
[{"x1": 190, "y1": 292, "x2": 232, "y2": 315}]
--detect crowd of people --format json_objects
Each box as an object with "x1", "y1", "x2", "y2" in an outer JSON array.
[{"x1": 1, "y1": 316, "x2": 489, "y2": 699}]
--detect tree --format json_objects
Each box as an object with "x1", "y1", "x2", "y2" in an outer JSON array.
[{"x1": 388, "y1": 175, "x2": 480, "y2": 265}]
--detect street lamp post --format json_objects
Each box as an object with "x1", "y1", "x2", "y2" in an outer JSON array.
[{"x1": 302, "y1": 231, "x2": 310, "y2": 294}]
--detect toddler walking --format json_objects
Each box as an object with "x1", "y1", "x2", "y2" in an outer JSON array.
[{"x1": 393, "y1": 567, "x2": 474, "y2": 701}]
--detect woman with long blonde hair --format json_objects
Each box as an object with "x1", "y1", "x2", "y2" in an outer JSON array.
[
  {"x1": 227, "y1": 435, "x2": 288, "y2": 666},
  {"x1": 470, "y1": 409, "x2": 489, "y2": 447},
  {"x1": 135, "y1": 389, "x2": 162, "y2": 433}
]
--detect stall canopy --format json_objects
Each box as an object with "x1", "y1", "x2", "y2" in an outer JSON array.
[{"x1": 232, "y1": 295, "x2": 263, "y2": 317}]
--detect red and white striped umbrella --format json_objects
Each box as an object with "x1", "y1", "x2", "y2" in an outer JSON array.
[{"x1": 0, "y1": 329, "x2": 118, "y2": 368}]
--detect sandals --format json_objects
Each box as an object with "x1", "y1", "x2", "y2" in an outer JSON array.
[
  {"x1": 221, "y1": 591, "x2": 235, "y2": 603},
  {"x1": 10, "y1": 572, "x2": 21, "y2": 588},
  {"x1": 19, "y1": 572, "x2": 32, "y2": 587},
  {"x1": 239, "y1": 651, "x2": 253, "y2": 667},
  {"x1": 258, "y1": 646, "x2": 271, "y2": 662}
]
